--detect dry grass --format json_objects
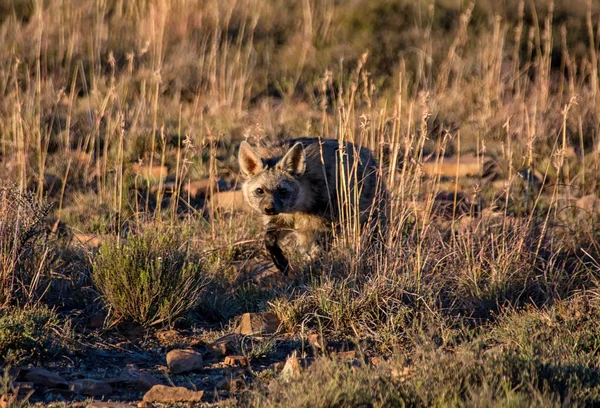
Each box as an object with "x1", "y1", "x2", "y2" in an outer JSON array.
[{"x1": 0, "y1": 0, "x2": 599, "y2": 405}]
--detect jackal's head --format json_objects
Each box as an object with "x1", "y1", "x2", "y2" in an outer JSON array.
[{"x1": 238, "y1": 141, "x2": 306, "y2": 216}]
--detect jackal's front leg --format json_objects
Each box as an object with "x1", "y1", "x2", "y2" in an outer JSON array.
[{"x1": 264, "y1": 226, "x2": 291, "y2": 276}]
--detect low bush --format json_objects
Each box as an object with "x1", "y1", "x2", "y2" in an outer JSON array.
[
  {"x1": 92, "y1": 226, "x2": 210, "y2": 327},
  {"x1": 0, "y1": 306, "x2": 64, "y2": 363}
]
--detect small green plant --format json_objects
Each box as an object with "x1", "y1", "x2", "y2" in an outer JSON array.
[
  {"x1": 92, "y1": 226, "x2": 210, "y2": 327},
  {"x1": 241, "y1": 337, "x2": 277, "y2": 360},
  {"x1": 0, "y1": 306, "x2": 64, "y2": 363}
]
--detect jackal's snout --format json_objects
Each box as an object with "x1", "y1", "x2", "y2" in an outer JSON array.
[{"x1": 262, "y1": 202, "x2": 277, "y2": 215}]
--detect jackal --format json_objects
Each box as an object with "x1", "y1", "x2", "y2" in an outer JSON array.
[{"x1": 238, "y1": 137, "x2": 387, "y2": 274}]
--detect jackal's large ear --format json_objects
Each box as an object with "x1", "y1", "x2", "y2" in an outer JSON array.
[
  {"x1": 279, "y1": 142, "x2": 306, "y2": 177},
  {"x1": 238, "y1": 141, "x2": 264, "y2": 177}
]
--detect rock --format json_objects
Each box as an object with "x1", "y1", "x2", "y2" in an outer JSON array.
[
  {"x1": 307, "y1": 333, "x2": 326, "y2": 351},
  {"x1": 208, "y1": 334, "x2": 239, "y2": 357},
  {"x1": 166, "y1": 349, "x2": 204, "y2": 374},
  {"x1": 70, "y1": 379, "x2": 112, "y2": 397},
  {"x1": 234, "y1": 312, "x2": 281, "y2": 336},
  {"x1": 106, "y1": 366, "x2": 162, "y2": 392},
  {"x1": 142, "y1": 385, "x2": 204, "y2": 403},
  {"x1": 137, "y1": 402, "x2": 153, "y2": 408},
  {"x1": 279, "y1": 356, "x2": 302, "y2": 382},
  {"x1": 24, "y1": 368, "x2": 68, "y2": 389},
  {"x1": 223, "y1": 355, "x2": 249, "y2": 367}
]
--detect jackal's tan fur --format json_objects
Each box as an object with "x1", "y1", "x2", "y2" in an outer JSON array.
[{"x1": 238, "y1": 137, "x2": 387, "y2": 272}]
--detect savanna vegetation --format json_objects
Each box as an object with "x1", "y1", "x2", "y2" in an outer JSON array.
[{"x1": 1, "y1": 0, "x2": 600, "y2": 406}]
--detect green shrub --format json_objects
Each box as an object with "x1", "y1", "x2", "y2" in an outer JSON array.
[
  {"x1": 0, "y1": 306, "x2": 63, "y2": 363},
  {"x1": 92, "y1": 226, "x2": 210, "y2": 327}
]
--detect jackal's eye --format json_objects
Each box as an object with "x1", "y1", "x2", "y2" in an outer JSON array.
[{"x1": 255, "y1": 188, "x2": 264, "y2": 195}]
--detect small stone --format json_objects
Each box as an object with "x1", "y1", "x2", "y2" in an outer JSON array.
[
  {"x1": 208, "y1": 334, "x2": 239, "y2": 357},
  {"x1": 142, "y1": 385, "x2": 204, "y2": 403},
  {"x1": 234, "y1": 312, "x2": 281, "y2": 336},
  {"x1": 137, "y1": 402, "x2": 153, "y2": 408},
  {"x1": 166, "y1": 349, "x2": 204, "y2": 374},
  {"x1": 279, "y1": 356, "x2": 301, "y2": 382},
  {"x1": 69, "y1": 379, "x2": 113, "y2": 396},
  {"x1": 24, "y1": 368, "x2": 68, "y2": 389},
  {"x1": 223, "y1": 355, "x2": 249, "y2": 367}
]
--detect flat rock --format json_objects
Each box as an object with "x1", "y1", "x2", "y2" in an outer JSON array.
[
  {"x1": 208, "y1": 334, "x2": 239, "y2": 357},
  {"x1": 234, "y1": 312, "x2": 281, "y2": 336},
  {"x1": 70, "y1": 379, "x2": 113, "y2": 397},
  {"x1": 24, "y1": 368, "x2": 68, "y2": 389},
  {"x1": 223, "y1": 355, "x2": 249, "y2": 367},
  {"x1": 142, "y1": 385, "x2": 204, "y2": 403},
  {"x1": 166, "y1": 349, "x2": 203, "y2": 374}
]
